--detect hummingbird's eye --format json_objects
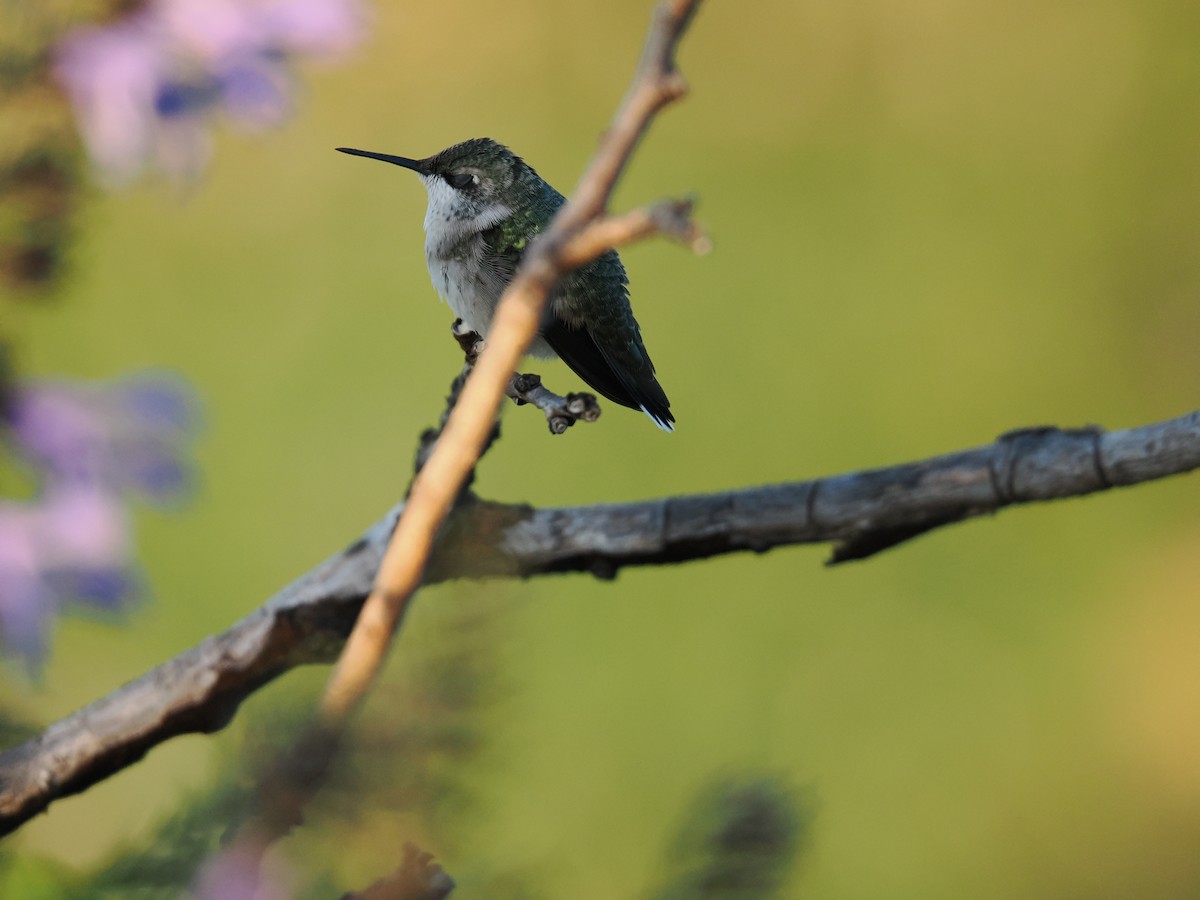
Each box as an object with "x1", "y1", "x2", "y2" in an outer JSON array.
[{"x1": 446, "y1": 172, "x2": 479, "y2": 190}]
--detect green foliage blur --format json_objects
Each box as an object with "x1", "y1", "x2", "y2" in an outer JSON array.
[{"x1": 4, "y1": 0, "x2": 1200, "y2": 896}]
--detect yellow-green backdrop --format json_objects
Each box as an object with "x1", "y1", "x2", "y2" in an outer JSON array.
[{"x1": 5, "y1": 1, "x2": 1200, "y2": 897}]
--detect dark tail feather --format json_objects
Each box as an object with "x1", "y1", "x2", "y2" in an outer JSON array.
[{"x1": 542, "y1": 320, "x2": 674, "y2": 431}]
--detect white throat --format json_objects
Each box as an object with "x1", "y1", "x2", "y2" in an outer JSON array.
[
  {"x1": 418, "y1": 174, "x2": 520, "y2": 344},
  {"x1": 420, "y1": 175, "x2": 511, "y2": 258}
]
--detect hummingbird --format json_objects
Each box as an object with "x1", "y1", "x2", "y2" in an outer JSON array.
[{"x1": 336, "y1": 138, "x2": 674, "y2": 431}]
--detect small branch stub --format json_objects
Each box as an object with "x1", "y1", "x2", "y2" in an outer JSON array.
[
  {"x1": 453, "y1": 321, "x2": 603, "y2": 434},
  {"x1": 509, "y1": 375, "x2": 601, "y2": 434}
]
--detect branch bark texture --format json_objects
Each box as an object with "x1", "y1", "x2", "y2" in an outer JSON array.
[{"x1": 1, "y1": 408, "x2": 1196, "y2": 835}]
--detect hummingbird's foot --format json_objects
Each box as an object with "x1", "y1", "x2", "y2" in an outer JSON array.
[
  {"x1": 507, "y1": 373, "x2": 601, "y2": 434},
  {"x1": 451, "y1": 319, "x2": 483, "y2": 363}
]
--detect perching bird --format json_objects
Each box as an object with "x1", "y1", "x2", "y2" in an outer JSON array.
[{"x1": 337, "y1": 138, "x2": 674, "y2": 430}]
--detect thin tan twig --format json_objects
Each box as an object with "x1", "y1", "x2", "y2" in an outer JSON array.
[{"x1": 318, "y1": 0, "x2": 704, "y2": 724}]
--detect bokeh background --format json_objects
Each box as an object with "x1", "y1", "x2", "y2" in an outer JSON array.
[{"x1": 4, "y1": 0, "x2": 1200, "y2": 896}]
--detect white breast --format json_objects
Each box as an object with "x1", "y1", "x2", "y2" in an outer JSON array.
[
  {"x1": 425, "y1": 244, "x2": 503, "y2": 335},
  {"x1": 417, "y1": 175, "x2": 555, "y2": 357},
  {"x1": 420, "y1": 175, "x2": 509, "y2": 333}
]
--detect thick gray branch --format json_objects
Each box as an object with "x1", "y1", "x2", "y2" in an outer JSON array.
[{"x1": 1, "y1": 408, "x2": 1197, "y2": 835}]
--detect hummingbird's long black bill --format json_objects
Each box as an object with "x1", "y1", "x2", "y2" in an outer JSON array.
[{"x1": 336, "y1": 147, "x2": 429, "y2": 175}]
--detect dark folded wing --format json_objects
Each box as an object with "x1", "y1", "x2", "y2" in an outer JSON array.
[
  {"x1": 480, "y1": 216, "x2": 675, "y2": 430},
  {"x1": 542, "y1": 317, "x2": 675, "y2": 430}
]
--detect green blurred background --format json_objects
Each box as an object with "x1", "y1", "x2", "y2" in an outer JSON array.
[{"x1": 5, "y1": 0, "x2": 1200, "y2": 896}]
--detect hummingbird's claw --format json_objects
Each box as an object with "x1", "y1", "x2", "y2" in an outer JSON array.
[{"x1": 450, "y1": 319, "x2": 484, "y2": 361}]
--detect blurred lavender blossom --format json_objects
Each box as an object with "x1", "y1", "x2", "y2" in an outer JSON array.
[
  {"x1": 54, "y1": 0, "x2": 368, "y2": 185},
  {"x1": 0, "y1": 372, "x2": 199, "y2": 664},
  {"x1": 191, "y1": 840, "x2": 290, "y2": 900}
]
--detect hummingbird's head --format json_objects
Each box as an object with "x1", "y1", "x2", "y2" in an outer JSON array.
[{"x1": 337, "y1": 138, "x2": 521, "y2": 237}]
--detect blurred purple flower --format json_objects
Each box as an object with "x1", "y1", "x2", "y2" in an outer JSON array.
[
  {"x1": 9, "y1": 371, "x2": 198, "y2": 501},
  {"x1": 0, "y1": 518, "x2": 49, "y2": 662},
  {"x1": 53, "y1": 14, "x2": 176, "y2": 185},
  {"x1": 192, "y1": 839, "x2": 290, "y2": 900},
  {"x1": 215, "y1": 55, "x2": 292, "y2": 130},
  {"x1": 0, "y1": 372, "x2": 199, "y2": 664},
  {"x1": 54, "y1": 0, "x2": 368, "y2": 185}
]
